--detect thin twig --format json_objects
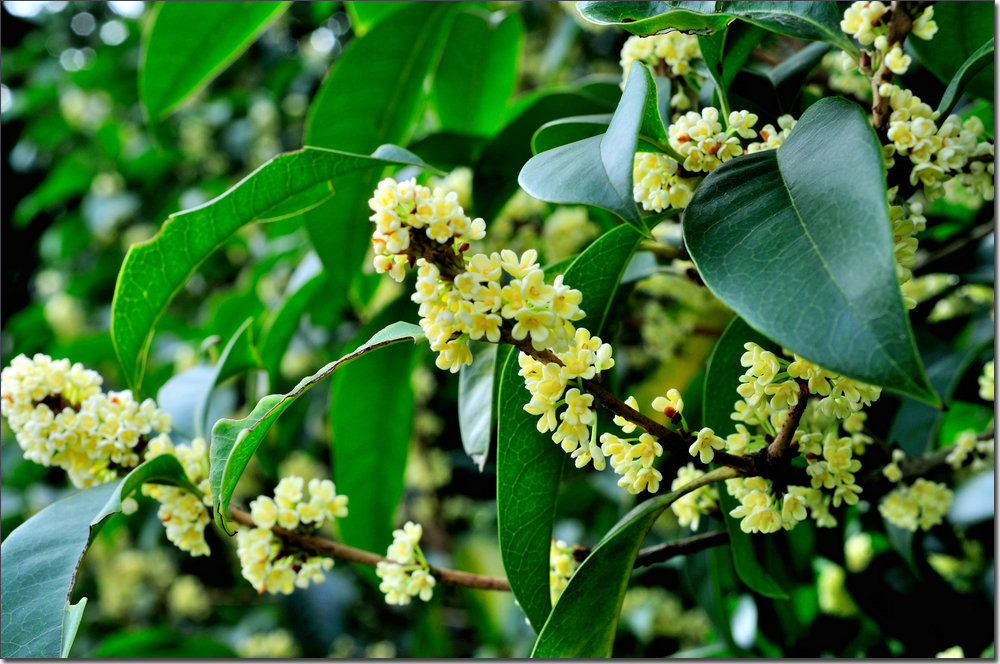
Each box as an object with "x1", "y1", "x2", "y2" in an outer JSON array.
[
  {"x1": 634, "y1": 530, "x2": 730, "y2": 568},
  {"x1": 227, "y1": 507, "x2": 511, "y2": 592},
  {"x1": 766, "y1": 380, "x2": 810, "y2": 463}
]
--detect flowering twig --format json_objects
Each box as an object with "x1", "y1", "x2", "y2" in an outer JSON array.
[
  {"x1": 765, "y1": 379, "x2": 810, "y2": 463},
  {"x1": 227, "y1": 507, "x2": 511, "y2": 592},
  {"x1": 871, "y1": 1, "x2": 919, "y2": 131},
  {"x1": 634, "y1": 530, "x2": 730, "y2": 568}
]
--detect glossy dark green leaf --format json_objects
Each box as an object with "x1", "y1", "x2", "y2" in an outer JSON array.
[
  {"x1": 703, "y1": 316, "x2": 789, "y2": 599},
  {"x1": 140, "y1": 2, "x2": 289, "y2": 120},
  {"x1": 937, "y1": 38, "x2": 995, "y2": 117},
  {"x1": 210, "y1": 322, "x2": 424, "y2": 533},
  {"x1": 577, "y1": 1, "x2": 855, "y2": 53},
  {"x1": 302, "y1": 3, "x2": 456, "y2": 304},
  {"x1": 432, "y1": 8, "x2": 523, "y2": 136},
  {"x1": 497, "y1": 224, "x2": 643, "y2": 632},
  {"x1": 111, "y1": 146, "x2": 429, "y2": 396},
  {"x1": 683, "y1": 96, "x2": 938, "y2": 405},
  {"x1": 531, "y1": 467, "x2": 736, "y2": 657},
  {"x1": 0, "y1": 456, "x2": 194, "y2": 658},
  {"x1": 330, "y1": 319, "x2": 417, "y2": 568},
  {"x1": 531, "y1": 114, "x2": 612, "y2": 154},
  {"x1": 518, "y1": 62, "x2": 654, "y2": 231},
  {"x1": 458, "y1": 342, "x2": 498, "y2": 471},
  {"x1": 766, "y1": 41, "x2": 831, "y2": 113},
  {"x1": 698, "y1": 21, "x2": 765, "y2": 115},
  {"x1": 576, "y1": 1, "x2": 732, "y2": 35},
  {"x1": 473, "y1": 89, "x2": 616, "y2": 220},
  {"x1": 910, "y1": 2, "x2": 994, "y2": 101}
]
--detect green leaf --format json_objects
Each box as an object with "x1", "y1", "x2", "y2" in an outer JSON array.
[
  {"x1": 703, "y1": 316, "x2": 789, "y2": 599},
  {"x1": 531, "y1": 114, "x2": 613, "y2": 154},
  {"x1": 683, "y1": 96, "x2": 938, "y2": 405},
  {"x1": 210, "y1": 322, "x2": 424, "y2": 533},
  {"x1": 302, "y1": 3, "x2": 456, "y2": 299},
  {"x1": 576, "y1": 1, "x2": 733, "y2": 35},
  {"x1": 343, "y1": 1, "x2": 409, "y2": 36},
  {"x1": 458, "y1": 342, "x2": 498, "y2": 471},
  {"x1": 937, "y1": 38, "x2": 995, "y2": 117},
  {"x1": 12, "y1": 152, "x2": 92, "y2": 227},
  {"x1": 156, "y1": 319, "x2": 258, "y2": 440},
  {"x1": 474, "y1": 89, "x2": 617, "y2": 220},
  {"x1": 697, "y1": 21, "x2": 765, "y2": 115},
  {"x1": 497, "y1": 225, "x2": 643, "y2": 632},
  {"x1": 518, "y1": 62, "x2": 653, "y2": 232},
  {"x1": 0, "y1": 455, "x2": 194, "y2": 658},
  {"x1": 432, "y1": 8, "x2": 523, "y2": 136},
  {"x1": 330, "y1": 316, "x2": 418, "y2": 570},
  {"x1": 111, "y1": 146, "x2": 429, "y2": 396},
  {"x1": 531, "y1": 467, "x2": 736, "y2": 657},
  {"x1": 259, "y1": 256, "x2": 326, "y2": 383},
  {"x1": 140, "y1": 2, "x2": 289, "y2": 120},
  {"x1": 577, "y1": 1, "x2": 855, "y2": 53},
  {"x1": 766, "y1": 41, "x2": 831, "y2": 113},
  {"x1": 88, "y1": 628, "x2": 237, "y2": 658},
  {"x1": 910, "y1": 2, "x2": 994, "y2": 101}
]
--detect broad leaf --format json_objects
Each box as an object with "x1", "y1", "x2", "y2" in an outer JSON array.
[
  {"x1": 458, "y1": 342, "x2": 498, "y2": 471},
  {"x1": 432, "y1": 8, "x2": 524, "y2": 136},
  {"x1": 497, "y1": 225, "x2": 643, "y2": 631},
  {"x1": 330, "y1": 312, "x2": 418, "y2": 570},
  {"x1": 704, "y1": 316, "x2": 789, "y2": 599},
  {"x1": 697, "y1": 21, "x2": 765, "y2": 116},
  {"x1": 111, "y1": 146, "x2": 429, "y2": 395},
  {"x1": 518, "y1": 61, "x2": 653, "y2": 232},
  {"x1": 210, "y1": 322, "x2": 424, "y2": 532},
  {"x1": 910, "y1": 2, "x2": 994, "y2": 102},
  {"x1": 259, "y1": 255, "x2": 326, "y2": 382},
  {"x1": 531, "y1": 114, "x2": 612, "y2": 154},
  {"x1": 766, "y1": 41, "x2": 831, "y2": 114},
  {"x1": 937, "y1": 38, "x2": 995, "y2": 118},
  {"x1": 576, "y1": 1, "x2": 733, "y2": 35},
  {"x1": 531, "y1": 467, "x2": 736, "y2": 657},
  {"x1": 302, "y1": 3, "x2": 456, "y2": 304},
  {"x1": 343, "y1": 1, "x2": 408, "y2": 36},
  {"x1": 473, "y1": 89, "x2": 616, "y2": 220},
  {"x1": 0, "y1": 456, "x2": 193, "y2": 658},
  {"x1": 140, "y1": 2, "x2": 289, "y2": 120},
  {"x1": 577, "y1": 1, "x2": 855, "y2": 53},
  {"x1": 156, "y1": 318, "x2": 258, "y2": 440},
  {"x1": 683, "y1": 96, "x2": 938, "y2": 405}
]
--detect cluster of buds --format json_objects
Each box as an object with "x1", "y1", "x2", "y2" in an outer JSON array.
[
  {"x1": 668, "y1": 107, "x2": 755, "y2": 173},
  {"x1": 632, "y1": 152, "x2": 697, "y2": 212},
  {"x1": 946, "y1": 430, "x2": 994, "y2": 472},
  {"x1": 881, "y1": 86, "x2": 994, "y2": 201},
  {"x1": 1, "y1": 353, "x2": 171, "y2": 488},
  {"x1": 143, "y1": 436, "x2": 214, "y2": 556},
  {"x1": 879, "y1": 477, "x2": 953, "y2": 531},
  {"x1": 235, "y1": 476, "x2": 348, "y2": 594},
  {"x1": 840, "y1": 2, "x2": 937, "y2": 76},
  {"x1": 375, "y1": 521, "x2": 436, "y2": 605},
  {"x1": 620, "y1": 31, "x2": 700, "y2": 80},
  {"x1": 549, "y1": 539, "x2": 580, "y2": 604}
]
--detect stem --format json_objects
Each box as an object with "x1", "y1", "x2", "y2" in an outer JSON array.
[
  {"x1": 766, "y1": 380, "x2": 810, "y2": 463},
  {"x1": 634, "y1": 530, "x2": 730, "y2": 568},
  {"x1": 227, "y1": 507, "x2": 511, "y2": 592}
]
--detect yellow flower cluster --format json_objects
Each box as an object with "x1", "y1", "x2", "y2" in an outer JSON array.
[
  {"x1": 840, "y1": 3, "x2": 936, "y2": 76},
  {"x1": 1, "y1": 353, "x2": 171, "y2": 488},
  {"x1": 632, "y1": 152, "x2": 697, "y2": 212},
  {"x1": 878, "y1": 477, "x2": 953, "y2": 531},
  {"x1": 143, "y1": 436, "x2": 214, "y2": 556},
  {"x1": 668, "y1": 108, "x2": 754, "y2": 173},
  {"x1": 882, "y1": 86, "x2": 994, "y2": 201},
  {"x1": 946, "y1": 429, "x2": 994, "y2": 472},
  {"x1": 979, "y1": 360, "x2": 994, "y2": 402},
  {"x1": 549, "y1": 539, "x2": 579, "y2": 604},
  {"x1": 670, "y1": 342, "x2": 882, "y2": 533},
  {"x1": 888, "y1": 187, "x2": 928, "y2": 309},
  {"x1": 368, "y1": 177, "x2": 486, "y2": 282},
  {"x1": 745, "y1": 115, "x2": 797, "y2": 153},
  {"x1": 236, "y1": 630, "x2": 300, "y2": 659},
  {"x1": 236, "y1": 475, "x2": 347, "y2": 594},
  {"x1": 816, "y1": 561, "x2": 858, "y2": 617},
  {"x1": 669, "y1": 463, "x2": 717, "y2": 529},
  {"x1": 620, "y1": 32, "x2": 700, "y2": 80},
  {"x1": 542, "y1": 207, "x2": 599, "y2": 261},
  {"x1": 375, "y1": 521, "x2": 437, "y2": 605},
  {"x1": 167, "y1": 574, "x2": 212, "y2": 621}
]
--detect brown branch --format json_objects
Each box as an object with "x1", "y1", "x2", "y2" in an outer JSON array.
[
  {"x1": 766, "y1": 380, "x2": 810, "y2": 463},
  {"x1": 871, "y1": 1, "x2": 918, "y2": 131},
  {"x1": 227, "y1": 507, "x2": 511, "y2": 592},
  {"x1": 634, "y1": 530, "x2": 730, "y2": 568}
]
